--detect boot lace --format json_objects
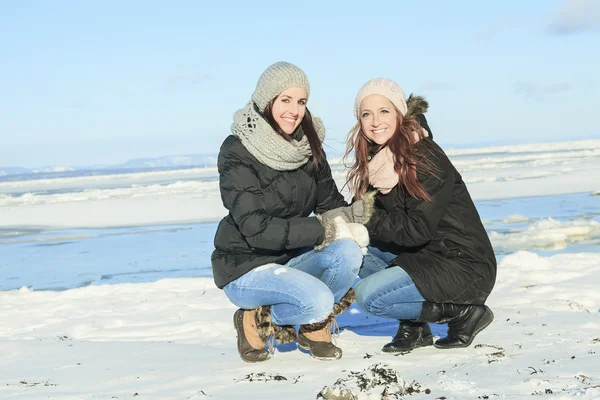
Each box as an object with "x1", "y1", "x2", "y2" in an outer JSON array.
[
  {"x1": 266, "y1": 328, "x2": 275, "y2": 354},
  {"x1": 330, "y1": 317, "x2": 340, "y2": 343}
]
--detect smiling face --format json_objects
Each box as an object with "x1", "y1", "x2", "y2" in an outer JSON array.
[
  {"x1": 359, "y1": 94, "x2": 399, "y2": 145},
  {"x1": 270, "y1": 87, "x2": 308, "y2": 135}
]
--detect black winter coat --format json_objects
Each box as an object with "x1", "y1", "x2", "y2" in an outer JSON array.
[
  {"x1": 366, "y1": 141, "x2": 496, "y2": 305},
  {"x1": 212, "y1": 135, "x2": 347, "y2": 289}
]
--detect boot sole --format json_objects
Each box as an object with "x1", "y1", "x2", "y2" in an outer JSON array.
[
  {"x1": 298, "y1": 337, "x2": 342, "y2": 360},
  {"x1": 233, "y1": 310, "x2": 270, "y2": 363},
  {"x1": 381, "y1": 336, "x2": 434, "y2": 353},
  {"x1": 435, "y1": 306, "x2": 494, "y2": 349}
]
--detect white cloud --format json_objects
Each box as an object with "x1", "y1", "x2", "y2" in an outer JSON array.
[
  {"x1": 549, "y1": 0, "x2": 600, "y2": 34},
  {"x1": 514, "y1": 81, "x2": 571, "y2": 100}
]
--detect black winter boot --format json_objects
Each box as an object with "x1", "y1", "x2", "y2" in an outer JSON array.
[
  {"x1": 382, "y1": 320, "x2": 434, "y2": 353},
  {"x1": 416, "y1": 302, "x2": 494, "y2": 349},
  {"x1": 298, "y1": 316, "x2": 342, "y2": 360},
  {"x1": 435, "y1": 305, "x2": 494, "y2": 348}
]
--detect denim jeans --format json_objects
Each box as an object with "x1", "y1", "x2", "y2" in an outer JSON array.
[
  {"x1": 359, "y1": 246, "x2": 398, "y2": 278},
  {"x1": 223, "y1": 239, "x2": 363, "y2": 326},
  {"x1": 355, "y1": 259, "x2": 425, "y2": 321}
]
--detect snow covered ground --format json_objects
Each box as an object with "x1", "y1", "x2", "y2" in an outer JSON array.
[
  {"x1": 1, "y1": 251, "x2": 599, "y2": 399},
  {"x1": 1, "y1": 139, "x2": 600, "y2": 399}
]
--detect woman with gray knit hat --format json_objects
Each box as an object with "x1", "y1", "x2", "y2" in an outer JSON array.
[
  {"x1": 211, "y1": 62, "x2": 373, "y2": 362},
  {"x1": 343, "y1": 78, "x2": 497, "y2": 353}
]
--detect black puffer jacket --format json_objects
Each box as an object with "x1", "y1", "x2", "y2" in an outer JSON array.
[
  {"x1": 366, "y1": 141, "x2": 496, "y2": 304},
  {"x1": 212, "y1": 135, "x2": 347, "y2": 289}
]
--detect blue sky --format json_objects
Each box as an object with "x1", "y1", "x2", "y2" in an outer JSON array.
[{"x1": 1, "y1": 0, "x2": 599, "y2": 167}]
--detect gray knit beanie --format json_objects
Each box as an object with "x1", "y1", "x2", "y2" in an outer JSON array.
[
  {"x1": 251, "y1": 62, "x2": 311, "y2": 111},
  {"x1": 354, "y1": 78, "x2": 408, "y2": 119}
]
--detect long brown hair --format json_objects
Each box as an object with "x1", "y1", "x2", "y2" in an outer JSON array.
[
  {"x1": 344, "y1": 106, "x2": 438, "y2": 200},
  {"x1": 260, "y1": 101, "x2": 324, "y2": 170}
]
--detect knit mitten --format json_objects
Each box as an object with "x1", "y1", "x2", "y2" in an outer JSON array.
[
  {"x1": 346, "y1": 223, "x2": 369, "y2": 255},
  {"x1": 315, "y1": 216, "x2": 353, "y2": 250},
  {"x1": 321, "y1": 191, "x2": 376, "y2": 224}
]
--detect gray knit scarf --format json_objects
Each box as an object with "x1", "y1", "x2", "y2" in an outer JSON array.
[{"x1": 231, "y1": 101, "x2": 326, "y2": 171}]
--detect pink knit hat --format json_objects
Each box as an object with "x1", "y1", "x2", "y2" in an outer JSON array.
[{"x1": 354, "y1": 78, "x2": 408, "y2": 119}]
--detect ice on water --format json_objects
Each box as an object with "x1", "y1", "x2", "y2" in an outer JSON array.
[{"x1": 2, "y1": 139, "x2": 599, "y2": 291}]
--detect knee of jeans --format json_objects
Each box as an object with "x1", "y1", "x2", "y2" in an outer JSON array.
[
  {"x1": 361, "y1": 296, "x2": 389, "y2": 316},
  {"x1": 333, "y1": 239, "x2": 364, "y2": 273},
  {"x1": 301, "y1": 289, "x2": 334, "y2": 324},
  {"x1": 354, "y1": 280, "x2": 370, "y2": 310},
  {"x1": 354, "y1": 280, "x2": 386, "y2": 315}
]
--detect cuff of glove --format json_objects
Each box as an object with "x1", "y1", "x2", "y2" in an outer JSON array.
[
  {"x1": 315, "y1": 214, "x2": 337, "y2": 250},
  {"x1": 356, "y1": 191, "x2": 377, "y2": 224}
]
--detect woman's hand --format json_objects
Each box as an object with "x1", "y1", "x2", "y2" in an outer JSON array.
[
  {"x1": 321, "y1": 191, "x2": 376, "y2": 224},
  {"x1": 316, "y1": 216, "x2": 369, "y2": 254}
]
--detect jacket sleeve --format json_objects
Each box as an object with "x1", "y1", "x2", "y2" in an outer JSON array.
[
  {"x1": 218, "y1": 145, "x2": 324, "y2": 251},
  {"x1": 366, "y1": 152, "x2": 453, "y2": 248},
  {"x1": 313, "y1": 157, "x2": 348, "y2": 214}
]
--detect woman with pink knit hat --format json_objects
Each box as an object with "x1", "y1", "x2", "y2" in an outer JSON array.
[{"x1": 345, "y1": 78, "x2": 497, "y2": 352}]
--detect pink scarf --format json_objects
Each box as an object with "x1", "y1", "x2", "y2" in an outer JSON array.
[
  {"x1": 368, "y1": 147, "x2": 399, "y2": 194},
  {"x1": 367, "y1": 128, "x2": 429, "y2": 194}
]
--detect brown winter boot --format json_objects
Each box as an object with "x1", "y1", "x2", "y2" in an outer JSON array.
[
  {"x1": 272, "y1": 324, "x2": 297, "y2": 344},
  {"x1": 257, "y1": 305, "x2": 297, "y2": 344},
  {"x1": 298, "y1": 316, "x2": 342, "y2": 360},
  {"x1": 333, "y1": 288, "x2": 356, "y2": 316},
  {"x1": 233, "y1": 307, "x2": 272, "y2": 363}
]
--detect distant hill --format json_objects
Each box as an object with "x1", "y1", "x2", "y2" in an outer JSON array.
[
  {"x1": 0, "y1": 167, "x2": 31, "y2": 177},
  {"x1": 0, "y1": 154, "x2": 218, "y2": 177},
  {"x1": 121, "y1": 154, "x2": 217, "y2": 169}
]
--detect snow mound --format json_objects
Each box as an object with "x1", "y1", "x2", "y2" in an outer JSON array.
[
  {"x1": 490, "y1": 217, "x2": 600, "y2": 250},
  {"x1": 500, "y1": 214, "x2": 530, "y2": 224},
  {"x1": 317, "y1": 363, "x2": 428, "y2": 400}
]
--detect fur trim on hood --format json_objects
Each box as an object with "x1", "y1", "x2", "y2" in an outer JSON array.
[{"x1": 406, "y1": 94, "x2": 429, "y2": 117}]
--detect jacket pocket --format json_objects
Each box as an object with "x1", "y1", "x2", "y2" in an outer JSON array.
[{"x1": 428, "y1": 239, "x2": 462, "y2": 258}]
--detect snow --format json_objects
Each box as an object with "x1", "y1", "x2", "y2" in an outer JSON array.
[
  {"x1": 500, "y1": 214, "x2": 530, "y2": 224},
  {"x1": 1, "y1": 251, "x2": 599, "y2": 399},
  {"x1": 490, "y1": 218, "x2": 600, "y2": 250},
  {"x1": 443, "y1": 139, "x2": 600, "y2": 156},
  {"x1": 31, "y1": 166, "x2": 76, "y2": 173},
  {"x1": 1, "y1": 139, "x2": 600, "y2": 399}
]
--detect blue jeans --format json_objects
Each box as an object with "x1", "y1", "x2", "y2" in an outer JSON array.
[
  {"x1": 223, "y1": 239, "x2": 363, "y2": 326},
  {"x1": 359, "y1": 246, "x2": 397, "y2": 278},
  {"x1": 355, "y1": 261, "x2": 425, "y2": 320}
]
